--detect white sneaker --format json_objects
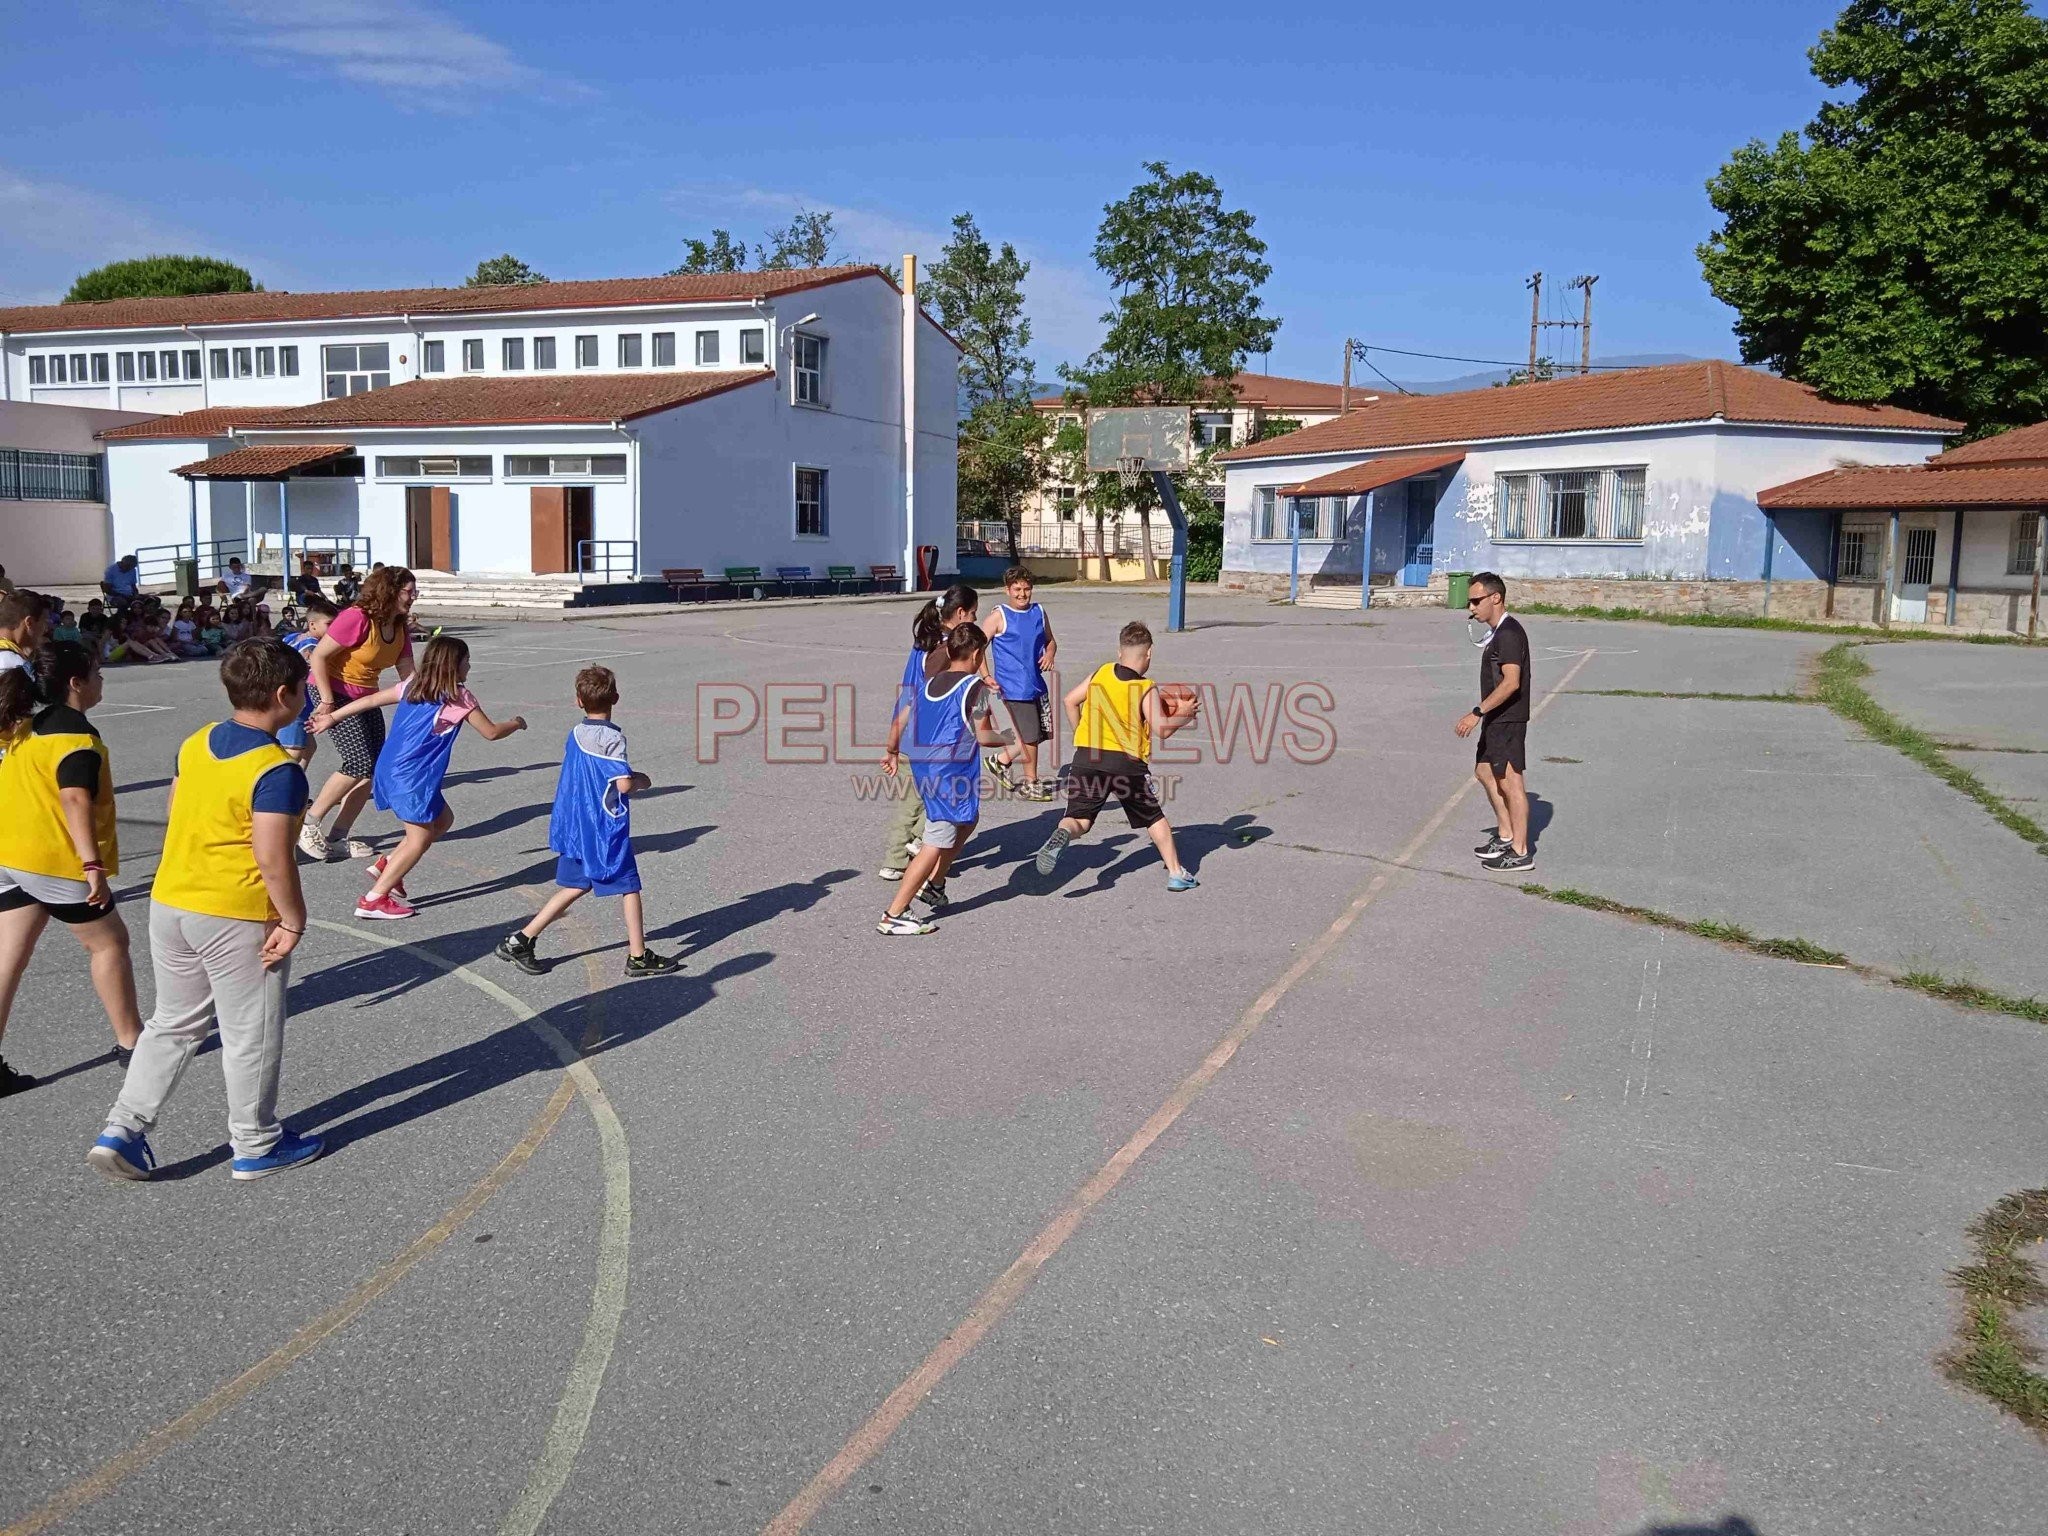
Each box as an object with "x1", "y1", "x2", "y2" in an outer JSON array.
[
  {"x1": 877, "y1": 866, "x2": 905, "y2": 881},
  {"x1": 905, "y1": 840, "x2": 922, "y2": 858},
  {"x1": 297, "y1": 822, "x2": 331, "y2": 861},
  {"x1": 345, "y1": 838, "x2": 376, "y2": 860}
]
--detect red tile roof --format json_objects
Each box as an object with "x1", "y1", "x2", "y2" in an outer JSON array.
[
  {"x1": 1279, "y1": 449, "x2": 1467, "y2": 497},
  {"x1": 106, "y1": 371, "x2": 771, "y2": 439},
  {"x1": 0, "y1": 266, "x2": 879, "y2": 336},
  {"x1": 173, "y1": 444, "x2": 355, "y2": 480},
  {"x1": 1217, "y1": 361, "x2": 1960, "y2": 462},
  {"x1": 1758, "y1": 464, "x2": 2048, "y2": 509},
  {"x1": 1033, "y1": 373, "x2": 1358, "y2": 414},
  {"x1": 98, "y1": 406, "x2": 284, "y2": 441},
  {"x1": 1928, "y1": 420, "x2": 2048, "y2": 467}
]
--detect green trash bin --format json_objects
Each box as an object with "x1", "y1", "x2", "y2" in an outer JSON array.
[
  {"x1": 174, "y1": 558, "x2": 199, "y2": 598},
  {"x1": 1446, "y1": 572, "x2": 1472, "y2": 610}
]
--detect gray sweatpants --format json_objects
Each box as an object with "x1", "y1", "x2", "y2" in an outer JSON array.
[
  {"x1": 880, "y1": 773, "x2": 926, "y2": 873},
  {"x1": 106, "y1": 901, "x2": 290, "y2": 1160}
]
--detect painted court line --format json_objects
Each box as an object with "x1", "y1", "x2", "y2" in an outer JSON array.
[{"x1": 763, "y1": 648, "x2": 1598, "y2": 1534}]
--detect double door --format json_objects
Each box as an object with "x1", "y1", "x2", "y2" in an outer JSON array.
[
  {"x1": 529, "y1": 486, "x2": 594, "y2": 574},
  {"x1": 405, "y1": 487, "x2": 452, "y2": 571}
]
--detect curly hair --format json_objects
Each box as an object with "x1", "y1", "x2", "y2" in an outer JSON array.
[{"x1": 356, "y1": 565, "x2": 417, "y2": 625}]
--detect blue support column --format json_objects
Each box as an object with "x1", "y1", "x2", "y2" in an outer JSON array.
[
  {"x1": 1945, "y1": 508, "x2": 1963, "y2": 625},
  {"x1": 1287, "y1": 498, "x2": 1302, "y2": 604},
  {"x1": 279, "y1": 478, "x2": 292, "y2": 592},
  {"x1": 1153, "y1": 471, "x2": 1189, "y2": 633},
  {"x1": 1360, "y1": 489, "x2": 1376, "y2": 610},
  {"x1": 188, "y1": 478, "x2": 199, "y2": 567},
  {"x1": 1760, "y1": 508, "x2": 1776, "y2": 617}
]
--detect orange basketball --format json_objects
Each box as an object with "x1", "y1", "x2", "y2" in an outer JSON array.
[{"x1": 1156, "y1": 682, "x2": 1199, "y2": 716}]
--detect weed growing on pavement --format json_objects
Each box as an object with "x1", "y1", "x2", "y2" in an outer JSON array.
[
  {"x1": 1942, "y1": 1189, "x2": 2048, "y2": 1436},
  {"x1": 1567, "y1": 687, "x2": 1814, "y2": 703},
  {"x1": 1896, "y1": 971, "x2": 2048, "y2": 1024},
  {"x1": 1517, "y1": 603, "x2": 2034, "y2": 644},
  {"x1": 1518, "y1": 885, "x2": 1849, "y2": 967}
]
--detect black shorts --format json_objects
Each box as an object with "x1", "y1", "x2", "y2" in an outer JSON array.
[
  {"x1": 1476, "y1": 718, "x2": 1528, "y2": 774},
  {"x1": 0, "y1": 883, "x2": 113, "y2": 926},
  {"x1": 327, "y1": 703, "x2": 386, "y2": 780},
  {"x1": 1065, "y1": 748, "x2": 1164, "y2": 829},
  {"x1": 1003, "y1": 695, "x2": 1051, "y2": 746}
]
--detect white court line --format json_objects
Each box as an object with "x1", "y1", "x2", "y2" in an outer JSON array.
[
  {"x1": 90, "y1": 702, "x2": 180, "y2": 717},
  {"x1": 477, "y1": 651, "x2": 647, "y2": 674}
]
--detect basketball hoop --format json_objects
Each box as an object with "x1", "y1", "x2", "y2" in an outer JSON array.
[{"x1": 1116, "y1": 455, "x2": 1148, "y2": 492}]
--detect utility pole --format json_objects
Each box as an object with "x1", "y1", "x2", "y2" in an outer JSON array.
[
  {"x1": 1341, "y1": 336, "x2": 1353, "y2": 415},
  {"x1": 1569, "y1": 274, "x2": 1598, "y2": 375},
  {"x1": 1526, "y1": 272, "x2": 1542, "y2": 375}
]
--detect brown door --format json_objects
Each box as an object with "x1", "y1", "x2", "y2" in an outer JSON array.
[
  {"x1": 530, "y1": 486, "x2": 570, "y2": 574},
  {"x1": 406, "y1": 486, "x2": 453, "y2": 570}
]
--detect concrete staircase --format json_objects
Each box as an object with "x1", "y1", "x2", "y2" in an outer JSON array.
[
  {"x1": 409, "y1": 572, "x2": 600, "y2": 612},
  {"x1": 1291, "y1": 581, "x2": 1449, "y2": 612}
]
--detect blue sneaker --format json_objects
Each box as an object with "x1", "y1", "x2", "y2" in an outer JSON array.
[
  {"x1": 1166, "y1": 870, "x2": 1200, "y2": 892},
  {"x1": 230, "y1": 1128, "x2": 325, "y2": 1182},
  {"x1": 87, "y1": 1128, "x2": 156, "y2": 1183}
]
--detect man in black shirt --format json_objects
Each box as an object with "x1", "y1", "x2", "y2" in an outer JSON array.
[{"x1": 1455, "y1": 571, "x2": 1534, "y2": 870}]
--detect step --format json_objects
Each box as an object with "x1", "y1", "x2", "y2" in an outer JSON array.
[{"x1": 1296, "y1": 587, "x2": 1366, "y2": 610}]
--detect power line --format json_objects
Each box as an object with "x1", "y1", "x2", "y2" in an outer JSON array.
[{"x1": 1355, "y1": 342, "x2": 1639, "y2": 372}]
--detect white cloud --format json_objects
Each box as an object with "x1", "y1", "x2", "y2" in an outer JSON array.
[
  {"x1": 0, "y1": 169, "x2": 248, "y2": 304},
  {"x1": 665, "y1": 182, "x2": 1109, "y2": 376},
  {"x1": 207, "y1": 0, "x2": 564, "y2": 103}
]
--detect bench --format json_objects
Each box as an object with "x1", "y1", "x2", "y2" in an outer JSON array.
[
  {"x1": 661, "y1": 567, "x2": 709, "y2": 601},
  {"x1": 775, "y1": 565, "x2": 817, "y2": 595},
  {"x1": 724, "y1": 565, "x2": 766, "y2": 599},
  {"x1": 868, "y1": 564, "x2": 900, "y2": 594},
  {"x1": 827, "y1": 564, "x2": 859, "y2": 593}
]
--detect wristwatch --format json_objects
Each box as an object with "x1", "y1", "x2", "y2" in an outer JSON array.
[{"x1": 1472, "y1": 705, "x2": 1487, "y2": 719}]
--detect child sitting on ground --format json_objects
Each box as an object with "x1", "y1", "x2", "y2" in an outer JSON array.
[
  {"x1": 52, "y1": 610, "x2": 81, "y2": 646},
  {"x1": 198, "y1": 607, "x2": 226, "y2": 655},
  {"x1": 169, "y1": 599, "x2": 209, "y2": 658},
  {"x1": 494, "y1": 665, "x2": 681, "y2": 977}
]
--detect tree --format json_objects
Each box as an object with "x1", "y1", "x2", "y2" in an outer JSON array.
[
  {"x1": 923, "y1": 213, "x2": 1043, "y2": 555},
  {"x1": 65, "y1": 255, "x2": 257, "y2": 303},
  {"x1": 1494, "y1": 357, "x2": 1557, "y2": 387},
  {"x1": 466, "y1": 254, "x2": 547, "y2": 287},
  {"x1": 757, "y1": 208, "x2": 840, "y2": 270},
  {"x1": 1697, "y1": 0, "x2": 2048, "y2": 434},
  {"x1": 668, "y1": 229, "x2": 748, "y2": 275},
  {"x1": 1062, "y1": 162, "x2": 1280, "y2": 564}
]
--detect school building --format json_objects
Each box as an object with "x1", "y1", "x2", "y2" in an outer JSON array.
[
  {"x1": 0, "y1": 266, "x2": 957, "y2": 594},
  {"x1": 1206, "y1": 360, "x2": 2046, "y2": 630}
]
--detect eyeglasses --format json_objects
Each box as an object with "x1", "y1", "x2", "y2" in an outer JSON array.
[{"x1": 1466, "y1": 598, "x2": 1485, "y2": 608}]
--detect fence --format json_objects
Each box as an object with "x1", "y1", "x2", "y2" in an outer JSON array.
[
  {"x1": 134, "y1": 539, "x2": 247, "y2": 589},
  {"x1": 0, "y1": 449, "x2": 103, "y2": 503},
  {"x1": 290, "y1": 535, "x2": 373, "y2": 576},
  {"x1": 577, "y1": 539, "x2": 639, "y2": 581}
]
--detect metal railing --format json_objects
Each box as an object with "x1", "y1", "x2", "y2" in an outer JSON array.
[
  {"x1": 577, "y1": 539, "x2": 639, "y2": 581},
  {"x1": 134, "y1": 539, "x2": 248, "y2": 589},
  {"x1": 0, "y1": 448, "x2": 103, "y2": 503},
  {"x1": 289, "y1": 535, "x2": 372, "y2": 575}
]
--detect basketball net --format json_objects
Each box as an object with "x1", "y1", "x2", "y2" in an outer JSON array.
[{"x1": 1116, "y1": 455, "x2": 1147, "y2": 494}]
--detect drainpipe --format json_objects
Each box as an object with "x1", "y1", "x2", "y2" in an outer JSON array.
[
  {"x1": 1760, "y1": 507, "x2": 1776, "y2": 618},
  {"x1": 1288, "y1": 497, "x2": 1302, "y2": 603},
  {"x1": 2031, "y1": 508, "x2": 2044, "y2": 643},
  {"x1": 900, "y1": 254, "x2": 917, "y2": 592},
  {"x1": 1879, "y1": 507, "x2": 1900, "y2": 629},
  {"x1": 1825, "y1": 510, "x2": 1841, "y2": 619},
  {"x1": 1359, "y1": 489, "x2": 1376, "y2": 611},
  {"x1": 1945, "y1": 508, "x2": 1963, "y2": 626}
]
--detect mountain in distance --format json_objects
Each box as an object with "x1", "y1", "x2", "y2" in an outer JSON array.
[{"x1": 1385, "y1": 352, "x2": 1714, "y2": 395}]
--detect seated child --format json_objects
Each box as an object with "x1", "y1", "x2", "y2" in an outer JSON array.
[{"x1": 52, "y1": 610, "x2": 81, "y2": 646}]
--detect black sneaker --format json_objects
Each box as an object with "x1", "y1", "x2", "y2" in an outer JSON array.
[
  {"x1": 1481, "y1": 846, "x2": 1534, "y2": 872},
  {"x1": 914, "y1": 879, "x2": 949, "y2": 912},
  {"x1": 1474, "y1": 831, "x2": 1508, "y2": 858},
  {"x1": 1034, "y1": 827, "x2": 1072, "y2": 876},
  {"x1": 624, "y1": 949, "x2": 683, "y2": 978},
  {"x1": 494, "y1": 932, "x2": 545, "y2": 975},
  {"x1": 0, "y1": 1056, "x2": 36, "y2": 1097},
  {"x1": 112, "y1": 1045, "x2": 133, "y2": 1069}
]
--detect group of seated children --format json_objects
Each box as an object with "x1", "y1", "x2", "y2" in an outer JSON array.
[{"x1": 49, "y1": 593, "x2": 275, "y2": 666}]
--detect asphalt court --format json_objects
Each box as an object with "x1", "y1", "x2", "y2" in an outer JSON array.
[{"x1": 2, "y1": 592, "x2": 2043, "y2": 1535}]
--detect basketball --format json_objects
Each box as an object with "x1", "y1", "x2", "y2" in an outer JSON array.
[{"x1": 1157, "y1": 682, "x2": 1199, "y2": 716}]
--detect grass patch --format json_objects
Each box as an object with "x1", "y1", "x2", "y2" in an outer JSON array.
[
  {"x1": 1568, "y1": 687, "x2": 1813, "y2": 702},
  {"x1": 1942, "y1": 1190, "x2": 2048, "y2": 1436},
  {"x1": 1814, "y1": 643, "x2": 2048, "y2": 856},
  {"x1": 1519, "y1": 601, "x2": 2035, "y2": 644},
  {"x1": 1895, "y1": 971, "x2": 2048, "y2": 1024},
  {"x1": 1519, "y1": 884, "x2": 1848, "y2": 966}
]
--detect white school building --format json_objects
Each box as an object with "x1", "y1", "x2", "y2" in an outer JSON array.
[{"x1": 0, "y1": 266, "x2": 958, "y2": 590}]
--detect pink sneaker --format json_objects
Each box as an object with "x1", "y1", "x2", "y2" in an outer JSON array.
[
  {"x1": 354, "y1": 891, "x2": 415, "y2": 921},
  {"x1": 367, "y1": 856, "x2": 408, "y2": 899}
]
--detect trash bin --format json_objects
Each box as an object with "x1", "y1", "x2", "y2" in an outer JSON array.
[
  {"x1": 1446, "y1": 571, "x2": 1472, "y2": 610},
  {"x1": 174, "y1": 558, "x2": 199, "y2": 598}
]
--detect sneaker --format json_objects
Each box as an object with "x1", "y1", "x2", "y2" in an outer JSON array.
[
  {"x1": 1034, "y1": 827, "x2": 1072, "y2": 876},
  {"x1": 905, "y1": 839, "x2": 922, "y2": 858},
  {"x1": 1473, "y1": 833, "x2": 1510, "y2": 859},
  {"x1": 1481, "y1": 846, "x2": 1534, "y2": 872},
  {"x1": 112, "y1": 1045, "x2": 133, "y2": 1069},
  {"x1": 624, "y1": 949, "x2": 683, "y2": 978},
  {"x1": 86, "y1": 1128, "x2": 155, "y2": 1182},
  {"x1": 915, "y1": 879, "x2": 949, "y2": 912},
  {"x1": 368, "y1": 855, "x2": 408, "y2": 899},
  {"x1": 984, "y1": 751, "x2": 1017, "y2": 790},
  {"x1": 876, "y1": 911, "x2": 936, "y2": 936},
  {"x1": 298, "y1": 821, "x2": 332, "y2": 861},
  {"x1": 0, "y1": 1056, "x2": 36, "y2": 1097},
  {"x1": 1021, "y1": 782, "x2": 1055, "y2": 802},
  {"x1": 345, "y1": 838, "x2": 377, "y2": 860},
  {"x1": 877, "y1": 866, "x2": 906, "y2": 881},
  {"x1": 494, "y1": 932, "x2": 544, "y2": 975},
  {"x1": 230, "y1": 1128, "x2": 326, "y2": 1181},
  {"x1": 354, "y1": 891, "x2": 416, "y2": 921},
  {"x1": 1166, "y1": 870, "x2": 1201, "y2": 892}
]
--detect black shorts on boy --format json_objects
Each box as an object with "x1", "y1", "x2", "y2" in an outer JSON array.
[{"x1": 1065, "y1": 748, "x2": 1163, "y2": 828}]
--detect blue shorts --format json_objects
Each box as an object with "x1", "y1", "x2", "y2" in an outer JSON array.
[
  {"x1": 276, "y1": 719, "x2": 312, "y2": 750},
  {"x1": 555, "y1": 853, "x2": 641, "y2": 898}
]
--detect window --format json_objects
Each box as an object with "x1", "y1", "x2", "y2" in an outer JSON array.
[
  {"x1": 158, "y1": 349, "x2": 180, "y2": 380},
  {"x1": 505, "y1": 454, "x2": 627, "y2": 478},
  {"x1": 232, "y1": 347, "x2": 252, "y2": 378},
  {"x1": 462, "y1": 338, "x2": 484, "y2": 372},
  {"x1": 651, "y1": 332, "x2": 675, "y2": 367},
  {"x1": 618, "y1": 333, "x2": 643, "y2": 367},
  {"x1": 792, "y1": 333, "x2": 825, "y2": 405},
  {"x1": 534, "y1": 336, "x2": 556, "y2": 370},
  {"x1": 503, "y1": 337, "x2": 525, "y2": 371},
  {"x1": 1289, "y1": 496, "x2": 1340, "y2": 541},
  {"x1": 1056, "y1": 487, "x2": 1078, "y2": 522},
  {"x1": 323, "y1": 343, "x2": 392, "y2": 397},
  {"x1": 280, "y1": 345, "x2": 298, "y2": 377},
  {"x1": 1493, "y1": 467, "x2": 1647, "y2": 541},
  {"x1": 1901, "y1": 527, "x2": 1937, "y2": 587},
  {"x1": 1837, "y1": 523, "x2": 1877, "y2": 582},
  {"x1": 2011, "y1": 513, "x2": 2042, "y2": 576},
  {"x1": 116, "y1": 352, "x2": 135, "y2": 383},
  {"x1": 1198, "y1": 417, "x2": 1232, "y2": 447},
  {"x1": 1255, "y1": 487, "x2": 1281, "y2": 541},
  {"x1": 71, "y1": 353, "x2": 88, "y2": 381},
  {"x1": 256, "y1": 346, "x2": 276, "y2": 378},
  {"x1": 294, "y1": 454, "x2": 364, "y2": 478},
  {"x1": 423, "y1": 340, "x2": 445, "y2": 373},
  {"x1": 375, "y1": 456, "x2": 491, "y2": 479},
  {"x1": 49, "y1": 355, "x2": 68, "y2": 384},
  {"x1": 211, "y1": 348, "x2": 230, "y2": 379},
  {"x1": 740, "y1": 327, "x2": 765, "y2": 366},
  {"x1": 575, "y1": 335, "x2": 598, "y2": 367},
  {"x1": 28, "y1": 356, "x2": 45, "y2": 385},
  {"x1": 91, "y1": 354, "x2": 109, "y2": 383},
  {"x1": 137, "y1": 352, "x2": 157, "y2": 382},
  {"x1": 0, "y1": 449, "x2": 104, "y2": 503},
  {"x1": 694, "y1": 330, "x2": 720, "y2": 366},
  {"x1": 795, "y1": 467, "x2": 827, "y2": 536}
]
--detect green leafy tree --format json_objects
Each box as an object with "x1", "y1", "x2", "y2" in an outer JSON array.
[
  {"x1": 668, "y1": 229, "x2": 749, "y2": 275},
  {"x1": 758, "y1": 208, "x2": 840, "y2": 270},
  {"x1": 923, "y1": 213, "x2": 1043, "y2": 555},
  {"x1": 65, "y1": 254, "x2": 257, "y2": 303},
  {"x1": 1494, "y1": 357, "x2": 1557, "y2": 388},
  {"x1": 1698, "y1": 0, "x2": 2048, "y2": 434},
  {"x1": 1062, "y1": 161, "x2": 1279, "y2": 564},
  {"x1": 466, "y1": 254, "x2": 547, "y2": 287}
]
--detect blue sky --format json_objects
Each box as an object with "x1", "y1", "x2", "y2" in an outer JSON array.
[{"x1": 2, "y1": 0, "x2": 1868, "y2": 383}]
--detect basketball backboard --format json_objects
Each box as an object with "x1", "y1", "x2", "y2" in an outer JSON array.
[{"x1": 1084, "y1": 407, "x2": 1192, "y2": 475}]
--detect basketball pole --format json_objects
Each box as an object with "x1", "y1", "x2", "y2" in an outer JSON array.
[{"x1": 1153, "y1": 470, "x2": 1189, "y2": 632}]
